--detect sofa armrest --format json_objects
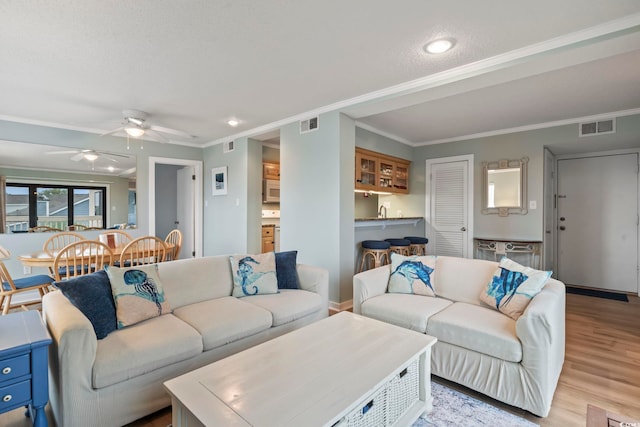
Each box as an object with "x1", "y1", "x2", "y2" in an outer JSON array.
[
  {"x1": 352, "y1": 266, "x2": 390, "y2": 314},
  {"x1": 515, "y1": 278, "x2": 566, "y2": 404},
  {"x1": 297, "y1": 263, "x2": 329, "y2": 316},
  {"x1": 42, "y1": 290, "x2": 98, "y2": 397}
]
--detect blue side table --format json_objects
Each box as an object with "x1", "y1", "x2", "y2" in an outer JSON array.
[{"x1": 0, "y1": 311, "x2": 52, "y2": 427}]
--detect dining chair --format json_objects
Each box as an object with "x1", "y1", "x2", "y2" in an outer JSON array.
[
  {"x1": 0, "y1": 246, "x2": 54, "y2": 315},
  {"x1": 53, "y1": 240, "x2": 114, "y2": 281},
  {"x1": 99, "y1": 229, "x2": 133, "y2": 248},
  {"x1": 43, "y1": 231, "x2": 86, "y2": 275},
  {"x1": 44, "y1": 232, "x2": 86, "y2": 256},
  {"x1": 164, "y1": 229, "x2": 183, "y2": 261},
  {"x1": 119, "y1": 236, "x2": 167, "y2": 267}
]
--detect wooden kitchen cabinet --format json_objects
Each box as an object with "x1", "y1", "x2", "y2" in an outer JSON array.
[
  {"x1": 355, "y1": 148, "x2": 410, "y2": 194},
  {"x1": 262, "y1": 225, "x2": 275, "y2": 253},
  {"x1": 263, "y1": 162, "x2": 280, "y2": 180}
]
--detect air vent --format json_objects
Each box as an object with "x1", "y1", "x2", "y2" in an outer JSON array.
[
  {"x1": 223, "y1": 140, "x2": 234, "y2": 153},
  {"x1": 300, "y1": 116, "x2": 319, "y2": 134},
  {"x1": 579, "y1": 118, "x2": 615, "y2": 137}
]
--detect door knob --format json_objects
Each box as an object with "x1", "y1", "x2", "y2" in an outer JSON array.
[
  {"x1": 559, "y1": 226, "x2": 566, "y2": 231},
  {"x1": 460, "y1": 227, "x2": 467, "y2": 232}
]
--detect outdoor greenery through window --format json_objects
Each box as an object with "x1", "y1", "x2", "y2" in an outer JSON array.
[{"x1": 5, "y1": 183, "x2": 106, "y2": 232}]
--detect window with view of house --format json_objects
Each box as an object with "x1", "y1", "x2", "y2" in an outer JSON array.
[{"x1": 5, "y1": 183, "x2": 106, "y2": 232}]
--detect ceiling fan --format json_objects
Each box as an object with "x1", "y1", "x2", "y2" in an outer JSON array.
[
  {"x1": 101, "y1": 109, "x2": 194, "y2": 142},
  {"x1": 46, "y1": 149, "x2": 129, "y2": 163}
]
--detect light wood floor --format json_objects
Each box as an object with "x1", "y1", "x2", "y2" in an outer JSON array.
[{"x1": 2, "y1": 293, "x2": 639, "y2": 426}]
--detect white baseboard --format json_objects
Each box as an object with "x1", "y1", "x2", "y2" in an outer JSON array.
[{"x1": 329, "y1": 299, "x2": 353, "y2": 313}]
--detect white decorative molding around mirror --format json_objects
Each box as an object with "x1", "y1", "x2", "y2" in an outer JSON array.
[{"x1": 481, "y1": 157, "x2": 528, "y2": 217}]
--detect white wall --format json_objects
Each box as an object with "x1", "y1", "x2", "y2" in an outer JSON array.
[
  {"x1": 201, "y1": 136, "x2": 264, "y2": 255},
  {"x1": 280, "y1": 112, "x2": 355, "y2": 303}
]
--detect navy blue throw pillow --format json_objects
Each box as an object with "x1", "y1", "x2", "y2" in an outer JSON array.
[
  {"x1": 275, "y1": 251, "x2": 300, "y2": 289},
  {"x1": 54, "y1": 270, "x2": 117, "y2": 339}
]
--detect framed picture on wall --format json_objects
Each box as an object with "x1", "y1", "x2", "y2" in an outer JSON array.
[{"x1": 212, "y1": 166, "x2": 228, "y2": 196}]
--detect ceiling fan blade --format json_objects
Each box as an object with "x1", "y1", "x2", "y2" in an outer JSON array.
[
  {"x1": 99, "y1": 154, "x2": 120, "y2": 163},
  {"x1": 144, "y1": 129, "x2": 169, "y2": 143},
  {"x1": 70, "y1": 152, "x2": 85, "y2": 161},
  {"x1": 148, "y1": 124, "x2": 194, "y2": 139},
  {"x1": 45, "y1": 150, "x2": 80, "y2": 155},
  {"x1": 95, "y1": 151, "x2": 130, "y2": 159},
  {"x1": 101, "y1": 127, "x2": 125, "y2": 137}
]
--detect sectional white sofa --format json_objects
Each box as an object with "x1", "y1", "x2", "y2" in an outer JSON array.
[
  {"x1": 353, "y1": 255, "x2": 565, "y2": 417},
  {"x1": 42, "y1": 255, "x2": 329, "y2": 427}
]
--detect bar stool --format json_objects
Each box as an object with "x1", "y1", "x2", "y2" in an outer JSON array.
[
  {"x1": 384, "y1": 238, "x2": 412, "y2": 256},
  {"x1": 358, "y1": 240, "x2": 391, "y2": 273},
  {"x1": 404, "y1": 236, "x2": 429, "y2": 256}
]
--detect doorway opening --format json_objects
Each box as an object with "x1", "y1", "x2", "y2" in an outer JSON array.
[{"x1": 148, "y1": 157, "x2": 203, "y2": 258}]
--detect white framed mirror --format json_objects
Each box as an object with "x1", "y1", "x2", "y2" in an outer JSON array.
[{"x1": 481, "y1": 157, "x2": 528, "y2": 217}]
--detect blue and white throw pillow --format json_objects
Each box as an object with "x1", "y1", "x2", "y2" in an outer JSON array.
[
  {"x1": 480, "y1": 257, "x2": 551, "y2": 320},
  {"x1": 105, "y1": 264, "x2": 172, "y2": 329},
  {"x1": 387, "y1": 253, "x2": 437, "y2": 297},
  {"x1": 230, "y1": 252, "x2": 279, "y2": 297}
]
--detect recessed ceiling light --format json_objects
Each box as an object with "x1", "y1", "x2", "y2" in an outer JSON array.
[
  {"x1": 424, "y1": 38, "x2": 455, "y2": 54},
  {"x1": 107, "y1": 166, "x2": 115, "y2": 172},
  {"x1": 227, "y1": 119, "x2": 239, "y2": 127}
]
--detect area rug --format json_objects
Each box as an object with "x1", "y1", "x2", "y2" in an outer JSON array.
[
  {"x1": 412, "y1": 382, "x2": 538, "y2": 426},
  {"x1": 566, "y1": 286, "x2": 629, "y2": 302}
]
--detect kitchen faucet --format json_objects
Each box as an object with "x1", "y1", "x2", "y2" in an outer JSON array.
[{"x1": 378, "y1": 205, "x2": 387, "y2": 218}]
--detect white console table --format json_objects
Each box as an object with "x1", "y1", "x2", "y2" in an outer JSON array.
[{"x1": 474, "y1": 238, "x2": 542, "y2": 269}]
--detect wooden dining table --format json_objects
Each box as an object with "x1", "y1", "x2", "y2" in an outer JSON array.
[{"x1": 18, "y1": 242, "x2": 174, "y2": 269}]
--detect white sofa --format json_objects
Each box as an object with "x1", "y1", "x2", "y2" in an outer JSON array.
[
  {"x1": 42, "y1": 255, "x2": 329, "y2": 427},
  {"x1": 353, "y1": 255, "x2": 565, "y2": 417}
]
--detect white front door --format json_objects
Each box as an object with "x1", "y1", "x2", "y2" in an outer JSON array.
[
  {"x1": 425, "y1": 155, "x2": 474, "y2": 258},
  {"x1": 176, "y1": 166, "x2": 195, "y2": 259},
  {"x1": 557, "y1": 153, "x2": 638, "y2": 293}
]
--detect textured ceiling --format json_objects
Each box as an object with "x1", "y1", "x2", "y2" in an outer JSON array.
[{"x1": 1, "y1": 1, "x2": 640, "y2": 147}]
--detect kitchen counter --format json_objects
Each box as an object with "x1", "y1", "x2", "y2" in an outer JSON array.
[{"x1": 354, "y1": 217, "x2": 423, "y2": 229}]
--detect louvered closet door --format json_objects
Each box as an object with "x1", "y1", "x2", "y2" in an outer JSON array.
[{"x1": 430, "y1": 160, "x2": 469, "y2": 257}]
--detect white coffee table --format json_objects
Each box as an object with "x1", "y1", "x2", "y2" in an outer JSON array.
[{"x1": 164, "y1": 311, "x2": 437, "y2": 427}]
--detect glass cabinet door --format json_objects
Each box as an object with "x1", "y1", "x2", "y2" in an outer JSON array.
[
  {"x1": 356, "y1": 152, "x2": 378, "y2": 190},
  {"x1": 394, "y1": 163, "x2": 409, "y2": 193},
  {"x1": 379, "y1": 159, "x2": 394, "y2": 190}
]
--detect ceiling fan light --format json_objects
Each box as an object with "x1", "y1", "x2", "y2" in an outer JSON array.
[
  {"x1": 84, "y1": 153, "x2": 98, "y2": 161},
  {"x1": 125, "y1": 126, "x2": 145, "y2": 137}
]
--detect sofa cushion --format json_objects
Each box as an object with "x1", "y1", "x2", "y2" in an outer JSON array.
[
  {"x1": 361, "y1": 293, "x2": 453, "y2": 333},
  {"x1": 157, "y1": 255, "x2": 234, "y2": 309},
  {"x1": 434, "y1": 256, "x2": 498, "y2": 305},
  {"x1": 275, "y1": 251, "x2": 300, "y2": 289},
  {"x1": 242, "y1": 289, "x2": 322, "y2": 326},
  {"x1": 480, "y1": 257, "x2": 551, "y2": 320},
  {"x1": 173, "y1": 296, "x2": 273, "y2": 351},
  {"x1": 427, "y1": 302, "x2": 522, "y2": 363},
  {"x1": 54, "y1": 270, "x2": 117, "y2": 339},
  {"x1": 93, "y1": 313, "x2": 202, "y2": 389},
  {"x1": 105, "y1": 264, "x2": 172, "y2": 328},
  {"x1": 230, "y1": 252, "x2": 279, "y2": 297},
  {"x1": 387, "y1": 253, "x2": 437, "y2": 297}
]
